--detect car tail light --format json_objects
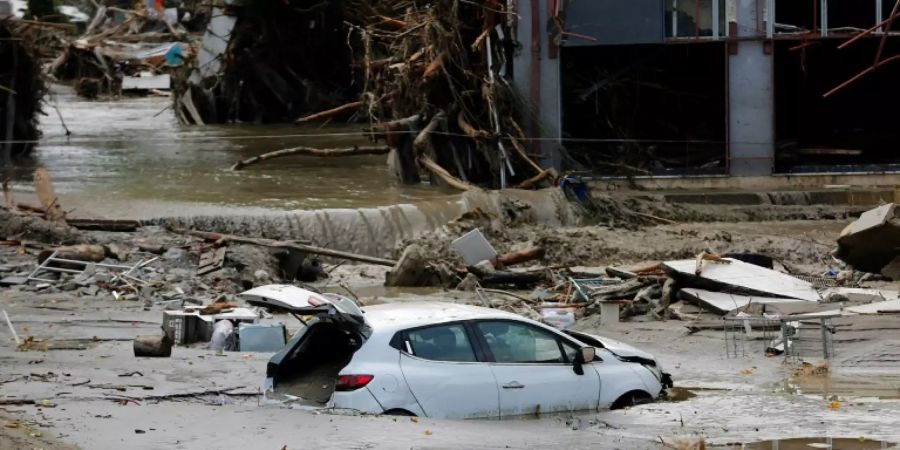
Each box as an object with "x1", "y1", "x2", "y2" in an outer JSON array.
[{"x1": 335, "y1": 374, "x2": 374, "y2": 391}]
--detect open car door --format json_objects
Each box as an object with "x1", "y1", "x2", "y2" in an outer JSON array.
[{"x1": 242, "y1": 285, "x2": 369, "y2": 404}]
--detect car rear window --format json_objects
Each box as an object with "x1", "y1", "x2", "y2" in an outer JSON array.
[{"x1": 406, "y1": 324, "x2": 477, "y2": 362}]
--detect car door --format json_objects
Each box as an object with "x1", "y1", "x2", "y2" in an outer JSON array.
[
  {"x1": 472, "y1": 320, "x2": 601, "y2": 417},
  {"x1": 398, "y1": 322, "x2": 500, "y2": 419}
]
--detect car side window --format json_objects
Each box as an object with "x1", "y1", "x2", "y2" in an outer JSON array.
[
  {"x1": 475, "y1": 321, "x2": 566, "y2": 364},
  {"x1": 406, "y1": 324, "x2": 477, "y2": 362}
]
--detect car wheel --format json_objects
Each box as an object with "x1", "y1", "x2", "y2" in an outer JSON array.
[
  {"x1": 611, "y1": 391, "x2": 653, "y2": 410},
  {"x1": 383, "y1": 409, "x2": 416, "y2": 417}
]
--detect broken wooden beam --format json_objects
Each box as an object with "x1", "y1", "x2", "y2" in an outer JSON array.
[{"x1": 176, "y1": 229, "x2": 398, "y2": 267}]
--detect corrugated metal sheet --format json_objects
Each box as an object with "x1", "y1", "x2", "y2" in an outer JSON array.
[{"x1": 563, "y1": 0, "x2": 665, "y2": 46}]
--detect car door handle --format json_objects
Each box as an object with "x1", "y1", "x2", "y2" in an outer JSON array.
[{"x1": 502, "y1": 381, "x2": 524, "y2": 389}]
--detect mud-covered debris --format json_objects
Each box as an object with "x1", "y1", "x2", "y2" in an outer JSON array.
[
  {"x1": 0, "y1": 208, "x2": 82, "y2": 245},
  {"x1": 133, "y1": 332, "x2": 173, "y2": 358},
  {"x1": 385, "y1": 244, "x2": 449, "y2": 288},
  {"x1": 835, "y1": 203, "x2": 900, "y2": 276}
]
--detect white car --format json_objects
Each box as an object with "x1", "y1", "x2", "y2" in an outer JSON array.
[{"x1": 243, "y1": 285, "x2": 672, "y2": 419}]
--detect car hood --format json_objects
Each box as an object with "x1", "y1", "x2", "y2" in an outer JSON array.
[{"x1": 583, "y1": 332, "x2": 658, "y2": 363}]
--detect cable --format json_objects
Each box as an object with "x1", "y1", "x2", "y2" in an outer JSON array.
[{"x1": 0, "y1": 129, "x2": 781, "y2": 146}]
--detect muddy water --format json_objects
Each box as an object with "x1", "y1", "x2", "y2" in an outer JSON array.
[
  {"x1": 18, "y1": 86, "x2": 446, "y2": 212},
  {"x1": 736, "y1": 437, "x2": 896, "y2": 449}
]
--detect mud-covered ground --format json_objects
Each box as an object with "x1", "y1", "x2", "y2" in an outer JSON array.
[
  {"x1": 3, "y1": 288, "x2": 900, "y2": 450},
  {"x1": 2, "y1": 201, "x2": 900, "y2": 449}
]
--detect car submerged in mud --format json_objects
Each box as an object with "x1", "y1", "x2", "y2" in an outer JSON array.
[{"x1": 242, "y1": 285, "x2": 672, "y2": 420}]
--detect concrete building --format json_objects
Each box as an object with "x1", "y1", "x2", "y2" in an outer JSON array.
[{"x1": 512, "y1": 0, "x2": 900, "y2": 182}]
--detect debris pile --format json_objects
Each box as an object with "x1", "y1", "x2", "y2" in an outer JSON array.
[
  {"x1": 383, "y1": 202, "x2": 900, "y2": 337},
  {"x1": 178, "y1": 0, "x2": 548, "y2": 190},
  {"x1": 50, "y1": 4, "x2": 189, "y2": 98}
]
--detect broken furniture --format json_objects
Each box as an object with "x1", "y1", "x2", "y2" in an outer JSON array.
[
  {"x1": 723, "y1": 313, "x2": 838, "y2": 360},
  {"x1": 25, "y1": 250, "x2": 159, "y2": 286},
  {"x1": 781, "y1": 313, "x2": 839, "y2": 361}
]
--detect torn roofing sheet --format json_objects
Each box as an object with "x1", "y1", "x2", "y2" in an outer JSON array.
[
  {"x1": 679, "y1": 288, "x2": 808, "y2": 315},
  {"x1": 663, "y1": 258, "x2": 821, "y2": 302}
]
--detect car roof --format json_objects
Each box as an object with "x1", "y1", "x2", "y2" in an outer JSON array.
[{"x1": 360, "y1": 302, "x2": 527, "y2": 332}]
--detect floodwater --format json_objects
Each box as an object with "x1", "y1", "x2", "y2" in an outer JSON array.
[
  {"x1": 11, "y1": 86, "x2": 447, "y2": 213},
  {"x1": 734, "y1": 437, "x2": 896, "y2": 449},
  {"x1": 780, "y1": 373, "x2": 900, "y2": 400}
]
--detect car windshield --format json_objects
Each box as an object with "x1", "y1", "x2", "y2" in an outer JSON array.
[
  {"x1": 407, "y1": 323, "x2": 477, "y2": 362},
  {"x1": 475, "y1": 321, "x2": 571, "y2": 364}
]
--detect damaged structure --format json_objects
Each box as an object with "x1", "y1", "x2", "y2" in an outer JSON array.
[
  {"x1": 525, "y1": 0, "x2": 900, "y2": 177},
  {"x1": 50, "y1": 3, "x2": 190, "y2": 98}
]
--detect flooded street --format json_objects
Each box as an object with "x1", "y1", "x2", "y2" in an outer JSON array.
[{"x1": 12, "y1": 86, "x2": 445, "y2": 215}]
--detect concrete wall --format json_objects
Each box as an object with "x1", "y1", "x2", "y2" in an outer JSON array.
[{"x1": 511, "y1": 0, "x2": 562, "y2": 170}]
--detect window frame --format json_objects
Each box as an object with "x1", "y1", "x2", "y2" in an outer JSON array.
[{"x1": 469, "y1": 319, "x2": 583, "y2": 366}]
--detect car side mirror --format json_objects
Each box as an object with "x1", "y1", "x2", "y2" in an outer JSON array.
[
  {"x1": 573, "y1": 347, "x2": 595, "y2": 375},
  {"x1": 580, "y1": 347, "x2": 596, "y2": 364}
]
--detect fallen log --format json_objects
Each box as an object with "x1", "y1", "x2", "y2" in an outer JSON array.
[
  {"x1": 418, "y1": 155, "x2": 475, "y2": 191},
  {"x1": 15, "y1": 203, "x2": 141, "y2": 231},
  {"x1": 176, "y1": 229, "x2": 398, "y2": 267},
  {"x1": 293, "y1": 100, "x2": 364, "y2": 124},
  {"x1": 38, "y1": 244, "x2": 107, "y2": 265},
  {"x1": 231, "y1": 145, "x2": 391, "y2": 171}
]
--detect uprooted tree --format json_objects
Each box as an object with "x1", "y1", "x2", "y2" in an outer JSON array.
[{"x1": 176, "y1": 0, "x2": 554, "y2": 191}]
